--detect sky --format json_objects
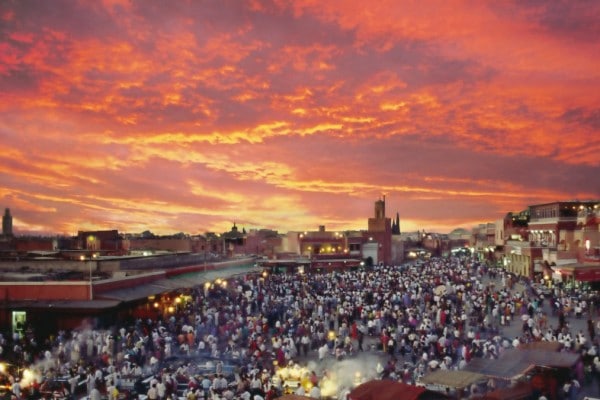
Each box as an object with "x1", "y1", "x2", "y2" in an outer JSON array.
[{"x1": 1, "y1": 0, "x2": 599, "y2": 237}]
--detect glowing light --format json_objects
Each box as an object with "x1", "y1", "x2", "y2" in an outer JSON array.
[
  {"x1": 21, "y1": 368, "x2": 37, "y2": 388},
  {"x1": 320, "y1": 375, "x2": 338, "y2": 397}
]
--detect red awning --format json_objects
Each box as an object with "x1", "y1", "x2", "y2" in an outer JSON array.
[
  {"x1": 574, "y1": 268, "x2": 600, "y2": 282},
  {"x1": 349, "y1": 380, "x2": 426, "y2": 400}
]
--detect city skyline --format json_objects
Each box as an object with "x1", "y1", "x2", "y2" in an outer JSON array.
[{"x1": 1, "y1": 1, "x2": 598, "y2": 236}]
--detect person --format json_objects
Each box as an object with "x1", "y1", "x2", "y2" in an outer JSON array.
[
  {"x1": 147, "y1": 383, "x2": 159, "y2": 400},
  {"x1": 11, "y1": 378, "x2": 21, "y2": 400},
  {"x1": 106, "y1": 380, "x2": 119, "y2": 400},
  {"x1": 318, "y1": 343, "x2": 329, "y2": 360},
  {"x1": 157, "y1": 379, "x2": 166, "y2": 400},
  {"x1": 89, "y1": 387, "x2": 101, "y2": 400},
  {"x1": 201, "y1": 375, "x2": 212, "y2": 399},
  {"x1": 295, "y1": 385, "x2": 306, "y2": 396},
  {"x1": 309, "y1": 384, "x2": 321, "y2": 399},
  {"x1": 186, "y1": 388, "x2": 197, "y2": 400},
  {"x1": 357, "y1": 329, "x2": 364, "y2": 351},
  {"x1": 568, "y1": 378, "x2": 580, "y2": 400},
  {"x1": 562, "y1": 379, "x2": 578, "y2": 400}
]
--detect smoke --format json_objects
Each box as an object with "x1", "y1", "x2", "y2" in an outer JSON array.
[
  {"x1": 305, "y1": 352, "x2": 384, "y2": 398},
  {"x1": 14, "y1": 322, "x2": 120, "y2": 390}
]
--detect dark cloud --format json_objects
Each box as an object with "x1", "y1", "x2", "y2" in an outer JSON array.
[
  {"x1": 499, "y1": 0, "x2": 600, "y2": 43},
  {"x1": 533, "y1": 0, "x2": 600, "y2": 42},
  {"x1": 560, "y1": 107, "x2": 600, "y2": 131},
  {"x1": 1, "y1": 0, "x2": 122, "y2": 39},
  {"x1": 0, "y1": 65, "x2": 41, "y2": 92}
]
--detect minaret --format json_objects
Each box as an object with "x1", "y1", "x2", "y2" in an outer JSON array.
[
  {"x1": 374, "y1": 195, "x2": 386, "y2": 219},
  {"x1": 2, "y1": 208, "x2": 13, "y2": 236}
]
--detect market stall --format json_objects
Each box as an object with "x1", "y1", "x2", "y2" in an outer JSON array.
[
  {"x1": 418, "y1": 370, "x2": 486, "y2": 397},
  {"x1": 348, "y1": 379, "x2": 448, "y2": 400}
]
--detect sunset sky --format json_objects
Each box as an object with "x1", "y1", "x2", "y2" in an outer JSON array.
[{"x1": 1, "y1": 0, "x2": 599, "y2": 236}]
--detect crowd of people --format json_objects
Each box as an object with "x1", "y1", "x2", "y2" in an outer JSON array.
[{"x1": 0, "y1": 255, "x2": 599, "y2": 400}]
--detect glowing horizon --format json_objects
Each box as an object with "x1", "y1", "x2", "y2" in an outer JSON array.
[{"x1": 1, "y1": 1, "x2": 598, "y2": 236}]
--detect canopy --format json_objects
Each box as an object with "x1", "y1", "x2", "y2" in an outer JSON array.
[
  {"x1": 464, "y1": 349, "x2": 580, "y2": 380},
  {"x1": 349, "y1": 380, "x2": 426, "y2": 400},
  {"x1": 504, "y1": 348, "x2": 579, "y2": 369},
  {"x1": 95, "y1": 282, "x2": 175, "y2": 302},
  {"x1": 419, "y1": 370, "x2": 486, "y2": 390},
  {"x1": 464, "y1": 357, "x2": 531, "y2": 381}
]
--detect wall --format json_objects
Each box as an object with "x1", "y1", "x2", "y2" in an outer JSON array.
[
  {"x1": 390, "y1": 236, "x2": 405, "y2": 264},
  {"x1": 362, "y1": 242, "x2": 379, "y2": 265},
  {"x1": 0, "y1": 281, "x2": 90, "y2": 300},
  {"x1": 0, "y1": 257, "x2": 256, "y2": 301},
  {"x1": 128, "y1": 238, "x2": 196, "y2": 252}
]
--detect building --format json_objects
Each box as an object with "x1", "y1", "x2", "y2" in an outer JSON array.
[
  {"x1": 546, "y1": 201, "x2": 600, "y2": 284},
  {"x1": 298, "y1": 226, "x2": 346, "y2": 258},
  {"x1": 128, "y1": 235, "x2": 206, "y2": 254},
  {"x1": 0, "y1": 254, "x2": 256, "y2": 339},
  {"x1": 471, "y1": 222, "x2": 496, "y2": 262},
  {"x1": 501, "y1": 200, "x2": 600, "y2": 285},
  {"x1": 293, "y1": 197, "x2": 393, "y2": 266},
  {"x1": 77, "y1": 230, "x2": 127, "y2": 255},
  {"x1": 2, "y1": 208, "x2": 12, "y2": 237},
  {"x1": 366, "y1": 196, "x2": 392, "y2": 265}
]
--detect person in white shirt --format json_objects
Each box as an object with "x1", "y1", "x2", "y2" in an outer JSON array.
[
  {"x1": 11, "y1": 379, "x2": 21, "y2": 400},
  {"x1": 89, "y1": 387, "x2": 101, "y2": 400},
  {"x1": 147, "y1": 383, "x2": 158, "y2": 400},
  {"x1": 309, "y1": 384, "x2": 321, "y2": 399},
  {"x1": 156, "y1": 380, "x2": 166, "y2": 399},
  {"x1": 318, "y1": 343, "x2": 329, "y2": 360},
  {"x1": 295, "y1": 385, "x2": 306, "y2": 396}
]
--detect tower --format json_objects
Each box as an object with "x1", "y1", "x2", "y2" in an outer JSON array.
[
  {"x1": 2, "y1": 208, "x2": 13, "y2": 237},
  {"x1": 367, "y1": 196, "x2": 392, "y2": 265},
  {"x1": 374, "y1": 196, "x2": 386, "y2": 219}
]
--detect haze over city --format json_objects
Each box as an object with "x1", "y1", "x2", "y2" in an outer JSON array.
[{"x1": 1, "y1": 1, "x2": 598, "y2": 236}]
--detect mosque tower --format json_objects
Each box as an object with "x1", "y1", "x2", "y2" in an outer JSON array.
[{"x1": 367, "y1": 196, "x2": 392, "y2": 265}]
